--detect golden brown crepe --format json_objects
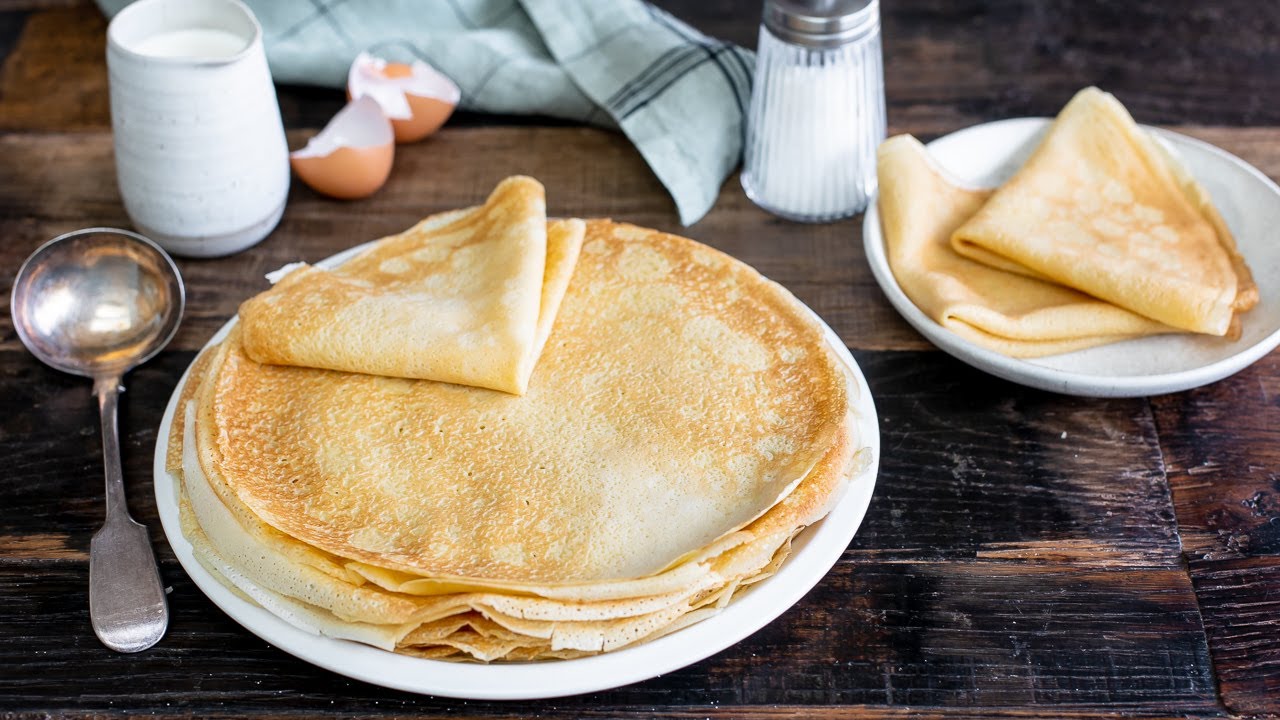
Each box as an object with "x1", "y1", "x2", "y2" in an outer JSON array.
[
  {"x1": 210, "y1": 220, "x2": 856, "y2": 583},
  {"x1": 169, "y1": 216, "x2": 870, "y2": 661},
  {"x1": 238, "y1": 176, "x2": 584, "y2": 395},
  {"x1": 877, "y1": 134, "x2": 1173, "y2": 357},
  {"x1": 950, "y1": 87, "x2": 1257, "y2": 336}
]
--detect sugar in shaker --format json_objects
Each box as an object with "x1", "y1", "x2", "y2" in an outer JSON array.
[{"x1": 741, "y1": 0, "x2": 886, "y2": 222}]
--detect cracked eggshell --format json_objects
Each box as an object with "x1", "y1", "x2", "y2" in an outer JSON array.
[
  {"x1": 290, "y1": 95, "x2": 395, "y2": 200},
  {"x1": 347, "y1": 51, "x2": 460, "y2": 143}
]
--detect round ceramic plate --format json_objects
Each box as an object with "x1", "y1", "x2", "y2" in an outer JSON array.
[
  {"x1": 863, "y1": 118, "x2": 1280, "y2": 397},
  {"x1": 152, "y1": 242, "x2": 880, "y2": 700}
]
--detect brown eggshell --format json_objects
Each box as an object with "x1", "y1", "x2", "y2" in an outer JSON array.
[
  {"x1": 289, "y1": 95, "x2": 396, "y2": 200},
  {"x1": 290, "y1": 144, "x2": 394, "y2": 200},
  {"x1": 392, "y1": 94, "x2": 458, "y2": 143}
]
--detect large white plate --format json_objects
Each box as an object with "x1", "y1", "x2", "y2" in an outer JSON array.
[
  {"x1": 863, "y1": 118, "x2": 1280, "y2": 397},
  {"x1": 152, "y1": 242, "x2": 880, "y2": 700}
]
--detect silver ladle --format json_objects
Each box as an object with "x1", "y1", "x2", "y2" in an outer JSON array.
[{"x1": 11, "y1": 228, "x2": 184, "y2": 652}]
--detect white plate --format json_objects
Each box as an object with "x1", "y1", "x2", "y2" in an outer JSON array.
[
  {"x1": 863, "y1": 118, "x2": 1280, "y2": 397},
  {"x1": 152, "y1": 242, "x2": 880, "y2": 700}
]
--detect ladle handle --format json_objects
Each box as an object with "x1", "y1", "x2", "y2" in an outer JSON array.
[
  {"x1": 96, "y1": 379, "x2": 130, "y2": 521},
  {"x1": 88, "y1": 377, "x2": 168, "y2": 653}
]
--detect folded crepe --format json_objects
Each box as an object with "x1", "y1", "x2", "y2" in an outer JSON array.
[
  {"x1": 169, "y1": 219, "x2": 870, "y2": 661},
  {"x1": 877, "y1": 135, "x2": 1174, "y2": 357},
  {"x1": 950, "y1": 87, "x2": 1257, "y2": 337},
  {"x1": 238, "y1": 176, "x2": 585, "y2": 395}
]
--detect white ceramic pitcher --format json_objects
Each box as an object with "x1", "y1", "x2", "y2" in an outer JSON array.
[{"x1": 107, "y1": 0, "x2": 289, "y2": 257}]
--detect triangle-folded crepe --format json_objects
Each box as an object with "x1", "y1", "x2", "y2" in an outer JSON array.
[
  {"x1": 238, "y1": 176, "x2": 585, "y2": 395},
  {"x1": 951, "y1": 87, "x2": 1257, "y2": 337},
  {"x1": 877, "y1": 135, "x2": 1173, "y2": 357}
]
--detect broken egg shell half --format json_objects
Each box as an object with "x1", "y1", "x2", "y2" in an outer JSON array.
[
  {"x1": 347, "y1": 51, "x2": 460, "y2": 143},
  {"x1": 290, "y1": 95, "x2": 395, "y2": 200}
]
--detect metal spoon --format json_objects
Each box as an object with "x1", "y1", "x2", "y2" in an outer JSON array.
[{"x1": 11, "y1": 228, "x2": 183, "y2": 653}]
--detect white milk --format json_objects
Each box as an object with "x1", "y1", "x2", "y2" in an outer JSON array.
[{"x1": 132, "y1": 28, "x2": 247, "y2": 59}]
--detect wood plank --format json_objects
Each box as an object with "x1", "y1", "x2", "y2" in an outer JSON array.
[
  {"x1": 881, "y1": 1, "x2": 1280, "y2": 131},
  {"x1": 1152, "y1": 353, "x2": 1280, "y2": 716},
  {"x1": 8, "y1": 3, "x2": 1280, "y2": 134},
  {"x1": 849, "y1": 351, "x2": 1182, "y2": 567},
  {"x1": 0, "y1": 561, "x2": 1217, "y2": 715},
  {"x1": 0, "y1": 349, "x2": 184, "y2": 551},
  {"x1": 0, "y1": 349, "x2": 1214, "y2": 714},
  {"x1": 1151, "y1": 352, "x2": 1280, "y2": 563},
  {"x1": 0, "y1": 712, "x2": 1224, "y2": 720},
  {"x1": 1188, "y1": 557, "x2": 1280, "y2": 717},
  {"x1": 144, "y1": 711, "x2": 1218, "y2": 720},
  {"x1": 10, "y1": 0, "x2": 1280, "y2": 715},
  {"x1": 0, "y1": 7, "x2": 107, "y2": 132}
]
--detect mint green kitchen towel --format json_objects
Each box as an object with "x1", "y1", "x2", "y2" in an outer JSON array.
[{"x1": 98, "y1": 0, "x2": 754, "y2": 224}]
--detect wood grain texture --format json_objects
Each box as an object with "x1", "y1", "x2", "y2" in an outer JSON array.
[
  {"x1": 4, "y1": 0, "x2": 1280, "y2": 717},
  {"x1": 1190, "y1": 557, "x2": 1280, "y2": 717},
  {"x1": 0, "y1": 350, "x2": 1218, "y2": 716},
  {"x1": 8, "y1": 2, "x2": 1280, "y2": 132},
  {"x1": 0, "y1": 562, "x2": 1219, "y2": 715},
  {"x1": 1151, "y1": 353, "x2": 1280, "y2": 717},
  {"x1": 0, "y1": 8, "x2": 107, "y2": 131},
  {"x1": 849, "y1": 352, "x2": 1182, "y2": 568},
  {"x1": 1152, "y1": 353, "x2": 1280, "y2": 563}
]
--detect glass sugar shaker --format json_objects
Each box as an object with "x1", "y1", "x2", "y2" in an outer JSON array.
[{"x1": 741, "y1": 0, "x2": 886, "y2": 222}]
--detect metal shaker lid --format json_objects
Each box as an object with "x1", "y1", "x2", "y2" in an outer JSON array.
[{"x1": 763, "y1": 0, "x2": 879, "y2": 48}]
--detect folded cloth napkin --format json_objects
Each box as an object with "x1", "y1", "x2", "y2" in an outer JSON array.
[
  {"x1": 951, "y1": 87, "x2": 1257, "y2": 337},
  {"x1": 98, "y1": 0, "x2": 753, "y2": 225},
  {"x1": 877, "y1": 135, "x2": 1172, "y2": 358},
  {"x1": 237, "y1": 176, "x2": 585, "y2": 395}
]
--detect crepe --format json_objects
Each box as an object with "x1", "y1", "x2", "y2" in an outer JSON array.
[
  {"x1": 170, "y1": 216, "x2": 869, "y2": 661},
  {"x1": 950, "y1": 87, "x2": 1257, "y2": 336},
  {"x1": 176, "y1": 376, "x2": 854, "y2": 656},
  {"x1": 877, "y1": 134, "x2": 1174, "y2": 357},
  {"x1": 178, "y1": 400, "x2": 799, "y2": 653},
  {"x1": 208, "y1": 219, "x2": 857, "y2": 583},
  {"x1": 238, "y1": 176, "x2": 584, "y2": 395},
  {"x1": 178, "y1": 354, "x2": 848, "y2": 649}
]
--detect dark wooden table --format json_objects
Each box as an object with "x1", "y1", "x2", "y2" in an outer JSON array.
[{"x1": 3, "y1": 1, "x2": 1279, "y2": 717}]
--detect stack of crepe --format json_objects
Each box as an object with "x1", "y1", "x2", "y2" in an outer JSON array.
[
  {"x1": 876, "y1": 87, "x2": 1257, "y2": 357},
  {"x1": 168, "y1": 177, "x2": 869, "y2": 662}
]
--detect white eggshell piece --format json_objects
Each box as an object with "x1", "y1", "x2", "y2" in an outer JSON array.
[
  {"x1": 347, "y1": 51, "x2": 462, "y2": 120},
  {"x1": 291, "y1": 95, "x2": 393, "y2": 159}
]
